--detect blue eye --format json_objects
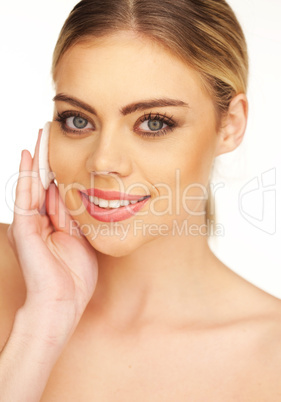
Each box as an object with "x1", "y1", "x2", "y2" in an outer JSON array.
[
  {"x1": 69, "y1": 116, "x2": 89, "y2": 129},
  {"x1": 55, "y1": 111, "x2": 94, "y2": 135},
  {"x1": 136, "y1": 112, "x2": 176, "y2": 137},
  {"x1": 140, "y1": 119, "x2": 166, "y2": 131},
  {"x1": 65, "y1": 116, "x2": 92, "y2": 130}
]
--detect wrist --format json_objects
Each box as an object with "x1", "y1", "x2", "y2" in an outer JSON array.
[
  {"x1": 13, "y1": 304, "x2": 75, "y2": 350},
  {"x1": 0, "y1": 306, "x2": 70, "y2": 402}
]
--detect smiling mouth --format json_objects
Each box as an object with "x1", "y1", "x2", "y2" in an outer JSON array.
[
  {"x1": 79, "y1": 190, "x2": 151, "y2": 222},
  {"x1": 85, "y1": 194, "x2": 150, "y2": 209}
]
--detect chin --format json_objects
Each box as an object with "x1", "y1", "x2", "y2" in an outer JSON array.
[{"x1": 83, "y1": 231, "x2": 146, "y2": 258}]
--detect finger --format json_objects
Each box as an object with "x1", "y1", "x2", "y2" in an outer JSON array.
[
  {"x1": 46, "y1": 183, "x2": 82, "y2": 238},
  {"x1": 13, "y1": 150, "x2": 40, "y2": 240},
  {"x1": 14, "y1": 150, "x2": 33, "y2": 214},
  {"x1": 32, "y1": 129, "x2": 42, "y2": 174},
  {"x1": 31, "y1": 129, "x2": 45, "y2": 210}
]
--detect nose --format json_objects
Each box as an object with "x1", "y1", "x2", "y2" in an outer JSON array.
[{"x1": 86, "y1": 125, "x2": 132, "y2": 177}]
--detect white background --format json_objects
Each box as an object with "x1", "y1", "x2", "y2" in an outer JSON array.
[{"x1": 0, "y1": 1, "x2": 280, "y2": 297}]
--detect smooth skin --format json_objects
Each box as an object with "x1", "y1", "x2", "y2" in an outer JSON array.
[{"x1": 0, "y1": 32, "x2": 281, "y2": 401}]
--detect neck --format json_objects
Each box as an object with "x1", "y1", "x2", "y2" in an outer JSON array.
[{"x1": 88, "y1": 221, "x2": 224, "y2": 329}]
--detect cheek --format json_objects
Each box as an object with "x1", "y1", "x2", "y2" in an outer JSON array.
[
  {"x1": 49, "y1": 129, "x2": 87, "y2": 186},
  {"x1": 150, "y1": 133, "x2": 216, "y2": 186},
  {"x1": 146, "y1": 128, "x2": 217, "y2": 216},
  {"x1": 49, "y1": 128, "x2": 96, "y2": 219},
  {"x1": 184, "y1": 135, "x2": 216, "y2": 180}
]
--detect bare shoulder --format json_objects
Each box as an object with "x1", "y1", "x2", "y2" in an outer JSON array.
[
  {"x1": 251, "y1": 287, "x2": 281, "y2": 354},
  {"x1": 225, "y1": 270, "x2": 281, "y2": 397},
  {"x1": 0, "y1": 223, "x2": 26, "y2": 349},
  {"x1": 226, "y1": 263, "x2": 281, "y2": 343},
  {"x1": 254, "y1": 288, "x2": 281, "y2": 362},
  {"x1": 245, "y1": 295, "x2": 281, "y2": 399}
]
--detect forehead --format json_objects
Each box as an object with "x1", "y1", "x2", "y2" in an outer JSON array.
[{"x1": 54, "y1": 33, "x2": 213, "y2": 112}]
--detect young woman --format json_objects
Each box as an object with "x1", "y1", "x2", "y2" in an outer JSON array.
[{"x1": 0, "y1": 0, "x2": 280, "y2": 400}]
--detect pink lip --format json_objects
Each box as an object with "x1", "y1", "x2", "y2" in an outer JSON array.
[
  {"x1": 80, "y1": 188, "x2": 147, "y2": 201},
  {"x1": 79, "y1": 189, "x2": 150, "y2": 222}
]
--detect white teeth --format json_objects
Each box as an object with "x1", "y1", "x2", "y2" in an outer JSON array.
[
  {"x1": 120, "y1": 200, "x2": 130, "y2": 207},
  {"x1": 99, "y1": 199, "x2": 109, "y2": 208},
  {"x1": 108, "y1": 200, "x2": 121, "y2": 208},
  {"x1": 87, "y1": 195, "x2": 147, "y2": 209}
]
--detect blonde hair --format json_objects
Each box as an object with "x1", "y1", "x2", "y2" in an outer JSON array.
[
  {"x1": 52, "y1": 0, "x2": 248, "y2": 120},
  {"x1": 52, "y1": 0, "x2": 249, "y2": 222}
]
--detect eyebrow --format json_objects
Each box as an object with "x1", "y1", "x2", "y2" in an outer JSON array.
[
  {"x1": 120, "y1": 99, "x2": 189, "y2": 115},
  {"x1": 53, "y1": 93, "x2": 189, "y2": 116},
  {"x1": 53, "y1": 94, "x2": 98, "y2": 115}
]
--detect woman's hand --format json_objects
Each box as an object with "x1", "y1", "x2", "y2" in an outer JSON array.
[
  {"x1": 0, "y1": 129, "x2": 99, "y2": 401},
  {"x1": 7, "y1": 129, "x2": 99, "y2": 338}
]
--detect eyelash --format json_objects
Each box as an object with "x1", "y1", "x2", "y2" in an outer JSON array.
[
  {"x1": 55, "y1": 111, "x2": 93, "y2": 135},
  {"x1": 55, "y1": 110, "x2": 176, "y2": 138},
  {"x1": 136, "y1": 112, "x2": 176, "y2": 137}
]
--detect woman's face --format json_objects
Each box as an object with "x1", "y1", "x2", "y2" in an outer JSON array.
[{"x1": 50, "y1": 32, "x2": 220, "y2": 256}]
